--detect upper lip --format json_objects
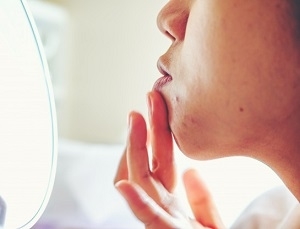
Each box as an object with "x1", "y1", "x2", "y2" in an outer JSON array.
[{"x1": 157, "y1": 57, "x2": 171, "y2": 77}]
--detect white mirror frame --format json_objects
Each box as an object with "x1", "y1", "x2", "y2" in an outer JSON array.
[{"x1": 0, "y1": 0, "x2": 57, "y2": 228}]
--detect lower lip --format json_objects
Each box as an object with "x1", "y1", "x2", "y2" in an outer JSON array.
[{"x1": 153, "y1": 75, "x2": 172, "y2": 91}]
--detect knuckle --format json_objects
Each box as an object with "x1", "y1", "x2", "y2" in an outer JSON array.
[{"x1": 144, "y1": 212, "x2": 160, "y2": 228}]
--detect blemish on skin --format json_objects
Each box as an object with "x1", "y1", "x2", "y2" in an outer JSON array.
[
  {"x1": 239, "y1": 107, "x2": 244, "y2": 112},
  {"x1": 190, "y1": 117, "x2": 197, "y2": 124},
  {"x1": 172, "y1": 96, "x2": 180, "y2": 105}
]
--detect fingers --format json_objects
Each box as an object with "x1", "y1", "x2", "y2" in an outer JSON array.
[
  {"x1": 114, "y1": 111, "x2": 150, "y2": 185},
  {"x1": 115, "y1": 91, "x2": 175, "y2": 192},
  {"x1": 115, "y1": 180, "x2": 178, "y2": 229},
  {"x1": 183, "y1": 169, "x2": 225, "y2": 229},
  {"x1": 148, "y1": 91, "x2": 176, "y2": 191},
  {"x1": 126, "y1": 111, "x2": 151, "y2": 183}
]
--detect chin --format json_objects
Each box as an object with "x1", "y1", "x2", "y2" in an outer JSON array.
[
  {"x1": 172, "y1": 128, "x2": 233, "y2": 161},
  {"x1": 171, "y1": 130, "x2": 208, "y2": 161}
]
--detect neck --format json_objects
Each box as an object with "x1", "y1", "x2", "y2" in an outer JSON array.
[
  {"x1": 255, "y1": 121, "x2": 300, "y2": 202},
  {"x1": 269, "y1": 152, "x2": 300, "y2": 202}
]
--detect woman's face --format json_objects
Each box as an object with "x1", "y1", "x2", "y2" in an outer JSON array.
[{"x1": 156, "y1": 0, "x2": 300, "y2": 159}]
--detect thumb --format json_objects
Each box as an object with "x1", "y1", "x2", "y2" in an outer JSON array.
[{"x1": 183, "y1": 169, "x2": 225, "y2": 229}]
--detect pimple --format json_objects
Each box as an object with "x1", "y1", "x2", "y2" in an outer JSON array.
[
  {"x1": 190, "y1": 117, "x2": 197, "y2": 124},
  {"x1": 172, "y1": 96, "x2": 179, "y2": 104},
  {"x1": 239, "y1": 107, "x2": 244, "y2": 112}
]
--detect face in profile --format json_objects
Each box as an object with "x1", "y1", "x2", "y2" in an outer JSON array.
[{"x1": 156, "y1": 0, "x2": 300, "y2": 159}]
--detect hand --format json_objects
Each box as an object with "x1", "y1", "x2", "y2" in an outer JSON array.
[{"x1": 114, "y1": 91, "x2": 225, "y2": 229}]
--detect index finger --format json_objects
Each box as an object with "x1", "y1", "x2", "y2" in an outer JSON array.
[
  {"x1": 148, "y1": 91, "x2": 176, "y2": 191},
  {"x1": 127, "y1": 111, "x2": 151, "y2": 183}
]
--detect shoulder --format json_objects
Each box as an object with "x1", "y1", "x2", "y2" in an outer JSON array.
[{"x1": 231, "y1": 186, "x2": 298, "y2": 229}]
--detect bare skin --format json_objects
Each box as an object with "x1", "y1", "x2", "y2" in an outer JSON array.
[
  {"x1": 115, "y1": 91, "x2": 225, "y2": 229},
  {"x1": 114, "y1": 0, "x2": 300, "y2": 228}
]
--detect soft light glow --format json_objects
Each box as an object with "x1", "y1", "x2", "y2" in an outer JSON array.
[{"x1": 0, "y1": 1, "x2": 56, "y2": 228}]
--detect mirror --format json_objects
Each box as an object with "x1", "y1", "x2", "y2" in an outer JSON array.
[{"x1": 0, "y1": 0, "x2": 57, "y2": 228}]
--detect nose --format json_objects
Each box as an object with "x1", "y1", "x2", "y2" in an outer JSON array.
[{"x1": 157, "y1": 0, "x2": 190, "y2": 42}]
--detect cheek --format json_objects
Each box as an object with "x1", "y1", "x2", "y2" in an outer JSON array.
[
  {"x1": 164, "y1": 87, "x2": 210, "y2": 154},
  {"x1": 162, "y1": 1, "x2": 292, "y2": 157},
  {"x1": 164, "y1": 80, "x2": 263, "y2": 158}
]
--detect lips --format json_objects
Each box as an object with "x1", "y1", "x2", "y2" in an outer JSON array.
[
  {"x1": 154, "y1": 57, "x2": 173, "y2": 90},
  {"x1": 153, "y1": 75, "x2": 172, "y2": 90}
]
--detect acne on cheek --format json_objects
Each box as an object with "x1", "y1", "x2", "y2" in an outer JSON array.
[
  {"x1": 239, "y1": 107, "x2": 244, "y2": 112},
  {"x1": 174, "y1": 96, "x2": 179, "y2": 103}
]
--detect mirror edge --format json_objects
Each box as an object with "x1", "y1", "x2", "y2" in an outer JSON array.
[{"x1": 18, "y1": 0, "x2": 58, "y2": 228}]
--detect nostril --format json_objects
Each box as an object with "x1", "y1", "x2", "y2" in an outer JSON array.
[
  {"x1": 157, "y1": 9, "x2": 167, "y2": 35},
  {"x1": 157, "y1": 14, "x2": 174, "y2": 41},
  {"x1": 164, "y1": 30, "x2": 176, "y2": 42},
  {"x1": 157, "y1": 2, "x2": 176, "y2": 41},
  {"x1": 156, "y1": 1, "x2": 189, "y2": 42}
]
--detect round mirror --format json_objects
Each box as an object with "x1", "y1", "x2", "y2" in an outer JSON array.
[{"x1": 0, "y1": 0, "x2": 57, "y2": 228}]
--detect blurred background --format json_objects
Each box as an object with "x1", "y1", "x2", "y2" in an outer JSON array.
[
  {"x1": 28, "y1": 0, "x2": 169, "y2": 144},
  {"x1": 25, "y1": 0, "x2": 286, "y2": 228}
]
